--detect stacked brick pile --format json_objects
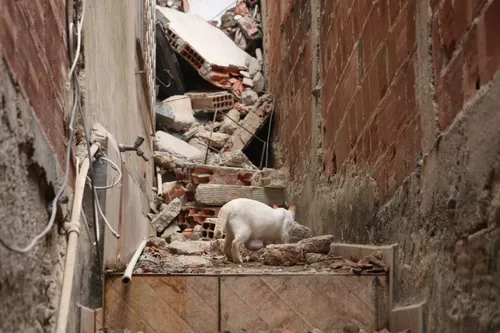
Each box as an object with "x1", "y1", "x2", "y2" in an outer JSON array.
[{"x1": 149, "y1": 151, "x2": 287, "y2": 240}]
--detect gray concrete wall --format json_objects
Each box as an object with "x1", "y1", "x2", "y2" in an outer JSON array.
[{"x1": 82, "y1": 0, "x2": 154, "y2": 268}]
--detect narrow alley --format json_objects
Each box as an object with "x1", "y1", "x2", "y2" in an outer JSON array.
[{"x1": 0, "y1": 1, "x2": 499, "y2": 333}]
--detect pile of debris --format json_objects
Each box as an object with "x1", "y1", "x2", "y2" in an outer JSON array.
[
  {"x1": 132, "y1": 232, "x2": 390, "y2": 276},
  {"x1": 218, "y1": 0, "x2": 263, "y2": 54},
  {"x1": 151, "y1": 1, "x2": 278, "y2": 243}
]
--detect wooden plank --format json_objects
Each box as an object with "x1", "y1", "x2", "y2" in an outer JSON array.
[
  {"x1": 220, "y1": 275, "x2": 388, "y2": 332},
  {"x1": 195, "y1": 184, "x2": 285, "y2": 206},
  {"x1": 104, "y1": 275, "x2": 219, "y2": 333},
  {"x1": 80, "y1": 305, "x2": 95, "y2": 333}
]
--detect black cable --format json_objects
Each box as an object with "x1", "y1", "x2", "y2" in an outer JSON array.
[{"x1": 73, "y1": 75, "x2": 102, "y2": 278}]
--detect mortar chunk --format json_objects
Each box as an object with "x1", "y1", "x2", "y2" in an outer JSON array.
[
  {"x1": 298, "y1": 234, "x2": 335, "y2": 254},
  {"x1": 262, "y1": 244, "x2": 304, "y2": 266}
]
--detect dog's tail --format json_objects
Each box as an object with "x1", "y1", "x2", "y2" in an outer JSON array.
[{"x1": 214, "y1": 204, "x2": 230, "y2": 239}]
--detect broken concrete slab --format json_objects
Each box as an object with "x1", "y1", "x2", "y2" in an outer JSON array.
[
  {"x1": 241, "y1": 88, "x2": 258, "y2": 105},
  {"x1": 223, "y1": 110, "x2": 262, "y2": 151},
  {"x1": 160, "y1": 223, "x2": 181, "y2": 239},
  {"x1": 246, "y1": 55, "x2": 261, "y2": 77},
  {"x1": 196, "y1": 131, "x2": 230, "y2": 148},
  {"x1": 166, "y1": 240, "x2": 211, "y2": 255},
  {"x1": 223, "y1": 94, "x2": 274, "y2": 152},
  {"x1": 251, "y1": 168, "x2": 287, "y2": 188},
  {"x1": 156, "y1": 6, "x2": 257, "y2": 95},
  {"x1": 298, "y1": 235, "x2": 335, "y2": 254},
  {"x1": 290, "y1": 222, "x2": 312, "y2": 243},
  {"x1": 186, "y1": 91, "x2": 234, "y2": 112},
  {"x1": 242, "y1": 77, "x2": 254, "y2": 88},
  {"x1": 186, "y1": 136, "x2": 206, "y2": 151},
  {"x1": 219, "y1": 150, "x2": 257, "y2": 169},
  {"x1": 156, "y1": 95, "x2": 196, "y2": 132},
  {"x1": 150, "y1": 198, "x2": 182, "y2": 234},
  {"x1": 154, "y1": 131, "x2": 204, "y2": 160},
  {"x1": 220, "y1": 109, "x2": 241, "y2": 135},
  {"x1": 252, "y1": 71, "x2": 265, "y2": 92},
  {"x1": 180, "y1": 125, "x2": 200, "y2": 141},
  {"x1": 195, "y1": 184, "x2": 285, "y2": 206},
  {"x1": 261, "y1": 244, "x2": 304, "y2": 266}
]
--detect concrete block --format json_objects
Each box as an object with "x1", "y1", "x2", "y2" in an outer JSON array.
[
  {"x1": 220, "y1": 109, "x2": 241, "y2": 135},
  {"x1": 298, "y1": 235, "x2": 335, "y2": 254},
  {"x1": 154, "y1": 130, "x2": 204, "y2": 160},
  {"x1": 241, "y1": 88, "x2": 258, "y2": 105},
  {"x1": 186, "y1": 91, "x2": 234, "y2": 112},
  {"x1": 251, "y1": 168, "x2": 287, "y2": 188},
  {"x1": 194, "y1": 184, "x2": 285, "y2": 206},
  {"x1": 261, "y1": 244, "x2": 305, "y2": 266},
  {"x1": 150, "y1": 198, "x2": 181, "y2": 234},
  {"x1": 157, "y1": 95, "x2": 195, "y2": 132}
]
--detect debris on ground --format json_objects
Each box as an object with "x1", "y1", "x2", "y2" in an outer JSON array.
[{"x1": 124, "y1": 234, "x2": 390, "y2": 276}]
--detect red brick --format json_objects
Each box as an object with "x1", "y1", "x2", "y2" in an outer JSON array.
[
  {"x1": 480, "y1": 0, "x2": 500, "y2": 84},
  {"x1": 355, "y1": 89, "x2": 366, "y2": 129},
  {"x1": 368, "y1": 115, "x2": 380, "y2": 166},
  {"x1": 430, "y1": 0, "x2": 440, "y2": 13},
  {"x1": 463, "y1": 23, "x2": 480, "y2": 102},
  {"x1": 370, "y1": 0, "x2": 390, "y2": 53},
  {"x1": 348, "y1": 100, "x2": 358, "y2": 148},
  {"x1": 388, "y1": 0, "x2": 401, "y2": 27},
  {"x1": 438, "y1": 51, "x2": 465, "y2": 130},
  {"x1": 356, "y1": 0, "x2": 373, "y2": 32},
  {"x1": 375, "y1": 44, "x2": 389, "y2": 100},
  {"x1": 334, "y1": 116, "x2": 351, "y2": 169},
  {"x1": 360, "y1": 10, "x2": 373, "y2": 66},
  {"x1": 361, "y1": 129, "x2": 371, "y2": 163},
  {"x1": 467, "y1": 0, "x2": 488, "y2": 24},
  {"x1": 405, "y1": 59, "x2": 417, "y2": 113},
  {"x1": 388, "y1": 4, "x2": 413, "y2": 82},
  {"x1": 432, "y1": 13, "x2": 443, "y2": 78}
]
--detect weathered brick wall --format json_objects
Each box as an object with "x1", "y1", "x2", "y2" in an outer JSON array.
[
  {"x1": 266, "y1": 0, "x2": 500, "y2": 200},
  {"x1": 266, "y1": 0, "x2": 313, "y2": 176},
  {"x1": 0, "y1": 0, "x2": 68, "y2": 164},
  {"x1": 264, "y1": 0, "x2": 500, "y2": 331}
]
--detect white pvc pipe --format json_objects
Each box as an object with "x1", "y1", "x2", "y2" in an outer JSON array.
[
  {"x1": 55, "y1": 143, "x2": 99, "y2": 333},
  {"x1": 122, "y1": 238, "x2": 148, "y2": 285}
]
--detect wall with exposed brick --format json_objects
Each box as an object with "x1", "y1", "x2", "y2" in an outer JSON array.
[
  {"x1": 264, "y1": 0, "x2": 500, "y2": 331},
  {"x1": 0, "y1": 0, "x2": 68, "y2": 165},
  {"x1": 0, "y1": 0, "x2": 154, "y2": 332}
]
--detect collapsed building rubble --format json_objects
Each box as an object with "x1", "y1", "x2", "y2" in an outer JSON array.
[{"x1": 152, "y1": 0, "x2": 278, "y2": 244}]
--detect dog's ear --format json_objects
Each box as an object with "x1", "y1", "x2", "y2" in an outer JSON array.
[
  {"x1": 288, "y1": 204, "x2": 296, "y2": 213},
  {"x1": 272, "y1": 204, "x2": 279, "y2": 209}
]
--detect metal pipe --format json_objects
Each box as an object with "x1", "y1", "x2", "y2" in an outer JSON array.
[
  {"x1": 55, "y1": 143, "x2": 100, "y2": 333},
  {"x1": 156, "y1": 166, "x2": 163, "y2": 198},
  {"x1": 122, "y1": 238, "x2": 148, "y2": 285}
]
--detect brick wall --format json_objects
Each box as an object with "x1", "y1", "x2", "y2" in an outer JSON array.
[
  {"x1": 0, "y1": 0, "x2": 67, "y2": 165},
  {"x1": 265, "y1": 0, "x2": 500, "y2": 204},
  {"x1": 266, "y1": 0, "x2": 313, "y2": 176}
]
